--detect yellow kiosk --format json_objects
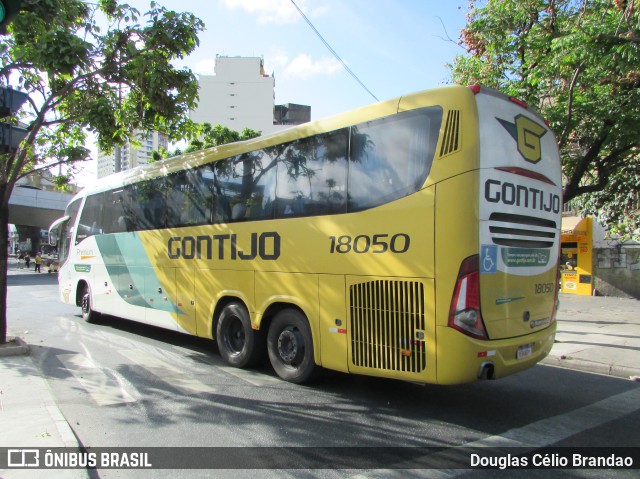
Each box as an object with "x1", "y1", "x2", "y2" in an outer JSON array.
[{"x1": 560, "y1": 216, "x2": 593, "y2": 295}]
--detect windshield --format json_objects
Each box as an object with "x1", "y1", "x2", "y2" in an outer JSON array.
[
  {"x1": 58, "y1": 219, "x2": 71, "y2": 264},
  {"x1": 56, "y1": 198, "x2": 82, "y2": 264}
]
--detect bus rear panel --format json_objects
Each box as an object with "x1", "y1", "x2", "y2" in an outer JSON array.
[{"x1": 436, "y1": 87, "x2": 560, "y2": 384}]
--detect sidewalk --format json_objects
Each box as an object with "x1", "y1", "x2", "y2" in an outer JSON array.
[
  {"x1": 0, "y1": 290, "x2": 639, "y2": 478},
  {"x1": 0, "y1": 340, "x2": 89, "y2": 478},
  {"x1": 542, "y1": 293, "x2": 640, "y2": 380}
]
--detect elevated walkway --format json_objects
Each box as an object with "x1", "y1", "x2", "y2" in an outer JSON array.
[{"x1": 8, "y1": 186, "x2": 75, "y2": 228}]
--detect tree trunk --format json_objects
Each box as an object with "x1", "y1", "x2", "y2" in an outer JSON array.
[{"x1": 0, "y1": 192, "x2": 10, "y2": 344}]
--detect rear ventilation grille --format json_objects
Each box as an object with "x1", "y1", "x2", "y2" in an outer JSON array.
[
  {"x1": 439, "y1": 110, "x2": 461, "y2": 157},
  {"x1": 350, "y1": 280, "x2": 426, "y2": 373},
  {"x1": 489, "y1": 212, "x2": 557, "y2": 248}
]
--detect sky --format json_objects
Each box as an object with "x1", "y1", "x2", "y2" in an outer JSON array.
[{"x1": 76, "y1": 0, "x2": 470, "y2": 185}]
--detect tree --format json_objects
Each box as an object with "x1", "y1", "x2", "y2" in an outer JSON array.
[
  {"x1": 449, "y1": 0, "x2": 640, "y2": 238},
  {"x1": 0, "y1": 0, "x2": 204, "y2": 344},
  {"x1": 170, "y1": 123, "x2": 263, "y2": 156}
]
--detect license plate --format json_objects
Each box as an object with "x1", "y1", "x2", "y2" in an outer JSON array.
[{"x1": 516, "y1": 344, "x2": 532, "y2": 360}]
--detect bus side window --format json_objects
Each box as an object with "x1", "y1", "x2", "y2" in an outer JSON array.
[
  {"x1": 125, "y1": 179, "x2": 167, "y2": 230},
  {"x1": 216, "y1": 151, "x2": 276, "y2": 223},
  {"x1": 76, "y1": 193, "x2": 104, "y2": 243},
  {"x1": 188, "y1": 168, "x2": 215, "y2": 225},
  {"x1": 166, "y1": 171, "x2": 210, "y2": 228},
  {"x1": 102, "y1": 190, "x2": 128, "y2": 234},
  {"x1": 274, "y1": 129, "x2": 348, "y2": 218}
]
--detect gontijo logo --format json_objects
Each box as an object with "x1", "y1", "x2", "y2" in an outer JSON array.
[{"x1": 497, "y1": 114, "x2": 547, "y2": 164}]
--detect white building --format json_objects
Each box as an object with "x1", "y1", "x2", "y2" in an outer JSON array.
[
  {"x1": 97, "y1": 130, "x2": 168, "y2": 179},
  {"x1": 190, "y1": 56, "x2": 290, "y2": 135},
  {"x1": 96, "y1": 56, "x2": 309, "y2": 179}
]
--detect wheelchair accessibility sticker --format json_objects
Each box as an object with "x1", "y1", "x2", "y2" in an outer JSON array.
[{"x1": 481, "y1": 245, "x2": 498, "y2": 274}]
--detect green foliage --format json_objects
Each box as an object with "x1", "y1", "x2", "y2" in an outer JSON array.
[
  {"x1": 0, "y1": 0, "x2": 205, "y2": 342},
  {"x1": 450, "y1": 0, "x2": 640, "y2": 238},
  {"x1": 0, "y1": 0, "x2": 204, "y2": 187},
  {"x1": 165, "y1": 123, "x2": 262, "y2": 157}
]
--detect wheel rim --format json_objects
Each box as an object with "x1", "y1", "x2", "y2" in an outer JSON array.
[
  {"x1": 82, "y1": 294, "x2": 90, "y2": 316},
  {"x1": 223, "y1": 317, "x2": 245, "y2": 355},
  {"x1": 277, "y1": 326, "x2": 304, "y2": 366}
]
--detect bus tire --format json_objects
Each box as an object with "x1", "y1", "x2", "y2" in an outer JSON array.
[
  {"x1": 216, "y1": 302, "x2": 264, "y2": 368},
  {"x1": 267, "y1": 308, "x2": 317, "y2": 384},
  {"x1": 80, "y1": 284, "x2": 99, "y2": 323}
]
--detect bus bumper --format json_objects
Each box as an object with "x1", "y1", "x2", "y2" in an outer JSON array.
[{"x1": 435, "y1": 323, "x2": 556, "y2": 385}]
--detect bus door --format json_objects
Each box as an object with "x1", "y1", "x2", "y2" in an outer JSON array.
[{"x1": 93, "y1": 232, "x2": 181, "y2": 331}]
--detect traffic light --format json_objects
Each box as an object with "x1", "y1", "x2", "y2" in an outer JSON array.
[
  {"x1": 0, "y1": 0, "x2": 21, "y2": 35},
  {"x1": 0, "y1": 86, "x2": 28, "y2": 154}
]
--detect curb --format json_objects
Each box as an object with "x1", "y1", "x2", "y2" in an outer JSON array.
[
  {"x1": 542, "y1": 356, "x2": 640, "y2": 381},
  {"x1": 41, "y1": 370, "x2": 82, "y2": 449},
  {"x1": 0, "y1": 336, "x2": 30, "y2": 357}
]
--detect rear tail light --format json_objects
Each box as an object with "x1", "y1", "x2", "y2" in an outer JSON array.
[
  {"x1": 469, "y1": 84, "x2": 551, "y2": 126},
  {"x1": 509, "y1": 96, "x2": 528, "y2": 109},
  {"x1": 448, "y1": 255, "x2": 488, "y2": 340},
  {"x1": 469, "y1": 84, "x2": 481, "y2": 94}
]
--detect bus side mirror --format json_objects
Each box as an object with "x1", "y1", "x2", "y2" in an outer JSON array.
[
  {"x1": 49, "y1": 228, "x2": 58, "y2": 246},
  {"x1": 48, "y1": 216, "x2": 70, "y2": 247}
]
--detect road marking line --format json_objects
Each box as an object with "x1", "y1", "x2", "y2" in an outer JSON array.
[
  {"x1": 219, "y1": 366, "x2": 282, "y2": 386},
  {"x1": 59, "y1": 354, "x2": 137, "y2": 407},
  {"x1": 351, "y1": 386, "x2": 640, "y2": 478},
  {"x1": 119, "y1": 349, "x2": 217, "y2": 395}
]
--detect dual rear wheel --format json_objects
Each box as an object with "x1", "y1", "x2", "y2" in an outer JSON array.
[{"x1": 216, "y1": 302, "x2": 316, "y2": 384}]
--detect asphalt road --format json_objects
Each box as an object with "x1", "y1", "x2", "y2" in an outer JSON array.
[{"x1": 6, "y1": 269, "x2": 640, "y2": 478}]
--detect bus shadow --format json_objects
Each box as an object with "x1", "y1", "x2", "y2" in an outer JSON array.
[
  {"x1": 91, "y1": 313, "x2": 639, "y2": 440},
  {"x1": 89, "y1": 313, "x2": 277, "y2": 376},
  {"x1": 37, "y1": 303, "x2": 633, "y2": 454}
]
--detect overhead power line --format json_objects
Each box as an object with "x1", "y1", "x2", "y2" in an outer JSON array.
[{"x1": 289, "y1": 0, "x2": 379, "y2": 102}]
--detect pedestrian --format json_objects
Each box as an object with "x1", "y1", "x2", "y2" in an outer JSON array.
[
  {"x1": 35, "y1": 253, "x2": 42, "y2": 273},
  {"x1": 24, "y1": 253, "x2": 30, "y2": 269}
]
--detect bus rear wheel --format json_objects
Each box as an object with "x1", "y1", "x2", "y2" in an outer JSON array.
[
  {"x1": 216, "y1": 302, "x2": 264, "y2": 368},
  {"x1": 267, "y1": 308, "x2": 317, "y2": 384}
]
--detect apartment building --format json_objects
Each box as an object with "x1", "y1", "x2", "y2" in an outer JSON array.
[
  {"x1": 190, "y1": 55, "x2": 310, "y2": 135},
  {"x1": 97, "y1": 56, "x2": 309, "y2": 179},
  {"x1": 97, "y1": 130, "x2": 168, "y2": 179}
]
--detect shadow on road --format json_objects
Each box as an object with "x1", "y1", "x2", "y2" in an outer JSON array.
[{"x1": 7, "y1": 270, "x2": 59, "y2": 286}]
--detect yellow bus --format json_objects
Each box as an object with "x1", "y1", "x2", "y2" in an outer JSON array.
[{"x1": 49, "y1": 85, "x2": 561, "y2": 385}]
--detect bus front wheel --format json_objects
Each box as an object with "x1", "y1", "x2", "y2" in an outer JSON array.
[
  {"x1": 80, "y1": 284, "x2": 99, "y2": 323},
  {"x1": 216, "y1": 302, "x2": 264, "y2": 368},
  {"x1": 267, "y1": 309, "x2": 317, "y2": 384}
]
